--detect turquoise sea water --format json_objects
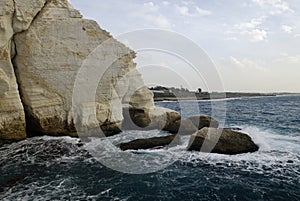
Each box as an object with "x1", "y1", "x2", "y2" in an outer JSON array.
[{"x1": 0, "y1": 95, "x2": 299, "y2": 200}]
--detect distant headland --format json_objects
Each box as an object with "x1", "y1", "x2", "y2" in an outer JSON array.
[{"x1": 149, "y1": 86, "x2": 293, "y2": 101}]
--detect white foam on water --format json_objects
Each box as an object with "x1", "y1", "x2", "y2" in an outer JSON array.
[
  {"x1": 1, "y1": 125, "x2": 299, "y2": 200},
  {"x1": 240, "y1": 125, "x2": 300, "y2": 153},
  {"x1": 81, "y1": 126, "x2": 300, "y2": 176},
  {"x1": 82, "y1": 130, "x2": 178, "y2": 174},
  {"x1": 33, "y1": 136, "x2": 81, "y2": 144},
  {"x1": 17, "y1": 126, "x2": 298, "y2": 177}
]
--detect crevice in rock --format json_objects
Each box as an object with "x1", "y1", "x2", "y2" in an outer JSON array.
[
  {"x1": 11, "y1": 0, "x2": 51, "y2": 137},
  {"x1": 10, "y1": 40, "x2": 44, "y2": 137}
]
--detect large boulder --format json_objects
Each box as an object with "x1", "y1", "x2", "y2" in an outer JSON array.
[
  {"x1": 122, "y1": 106, "x2": 181, "y2": 133},
  {"x1": 119, "y1": 134, "x2": 180, "y2": 151},
  {"x1": 0, "y1": 0, "x2": 26, "y2": 142},
  {"x1": 187, "y1": 128, "x2": 259, "y2": 154},
  {"x1": 187, "y1": 115, "x2": 219, "y2": 130}
]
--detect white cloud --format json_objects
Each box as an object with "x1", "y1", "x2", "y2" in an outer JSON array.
[
  {"x1": 130, "y1": 2, "x2": 171, "y2": 29},
  {"x1": 216, "y1": 57, "x2": 271, "y2": 92},
  {"x1": 276, "y1": 55, "x2": 300, "y2": 64},
  {"x1": 229, "y1": 56, "x2": 246, "y2": 68},
  {"x1": 249, "y1": 29, "x2": 267, "y2": 41},
  {"x1": 175, "y1": 5, "x2": 191, "y2": 16},
  {"x1": 228, "y1": 56, "x2": 268, "y2": 71},
  {"x1": 294, "y1": 34, "x2": 300, "y2": 38},
  {"x1": 195, "y1": 7, "x2": 212, "y2": 16},
  {"x1": 229, "y1": 16, "x2": 268, "y2": 42},
  {"x1": 143, "y1": 2, "x2": 159, "y2": 12},
  {"x1": 162, "y1": 1, "x2": 170, "y2": 6},
  {"x1": 182, "y1": 1, "x2": 191, "y2": 6},
  {"x1": 175, "y1": 5, "x2": 211, "y2": 17},
  {"x1": 235, "y1": 16, "x2": 266, "y2": 30},
  {"x1": 281, "y1": 25, "x2": 293, "y2": 33},
  {"x1": 252, "y1": 0, "x2": 294, "y2": 15},
  {"x1": 225, "y1": 37, "x2": 238, "y2": 41},
  {"x1": 144, "y1": 14, "x2": 171, "y2": 28}
]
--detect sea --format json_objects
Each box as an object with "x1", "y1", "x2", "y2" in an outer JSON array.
[{"x1": 0, "y1": 95, "x2": 299, "y2": 201}]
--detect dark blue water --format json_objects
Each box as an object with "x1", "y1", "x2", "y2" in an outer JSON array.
[{"x1": 1, "y1": 95, "x2": 299, "y2": 200}]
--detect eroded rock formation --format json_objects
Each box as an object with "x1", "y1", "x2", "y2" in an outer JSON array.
[
  {"x1": 0, "y1": 0, "x2": 26, "y2": 143},
  {"x1": 0, "y1": 0, "x2": 156, "y2": 142}
]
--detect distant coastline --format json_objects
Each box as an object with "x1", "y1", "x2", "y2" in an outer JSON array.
[{"x1": 149, "y1": 86, "x2": 295, "y2": 101}]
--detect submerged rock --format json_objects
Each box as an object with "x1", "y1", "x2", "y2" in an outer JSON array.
[
  {"x1": 119, "y1": 134, "x2": 180, "y2": 151},
  {"x1": 187, "y1": 128, "x2": 259, "y2": 154}
]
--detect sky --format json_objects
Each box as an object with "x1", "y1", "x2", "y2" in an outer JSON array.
[{"x1": 69, "y1": 0, "x2": 300, "y2": 92}]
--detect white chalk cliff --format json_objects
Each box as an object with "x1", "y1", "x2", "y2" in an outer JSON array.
[
  {"x1": 0, "y1": 0, "x2": 26, "y2": 142},
  {"x1": 0, "y1": 0, "x2": 156, "y2": 142}
]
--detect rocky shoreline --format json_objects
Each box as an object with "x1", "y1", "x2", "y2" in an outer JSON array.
[{"x1": 0, "y1": 0, "x2": 259, "y2": 155}]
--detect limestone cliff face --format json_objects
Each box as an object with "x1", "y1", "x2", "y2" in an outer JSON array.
[
  {"x1": 0, "y1": 0, "x2": 26, "y2": 142},
  {"x1": 0, "y1": 0, "x2": 154, "y2": 140}
]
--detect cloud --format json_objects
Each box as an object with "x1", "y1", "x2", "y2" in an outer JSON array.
[
  {"x1": 144, "y1": 14, "x2": 172, "y2": 28},
  {"x1": 252, "y1": 0, "x2": 294, "y2": 15},
  {"x1": 249, "y1": 29, "x2": 267, "y2": 41},
  {"x1": 195, "y1": 7, "x2": 212, "y2": 16},
  {"x1": 229, "y1": 56, "x2": 246, "y2": 68},
  {"x1": 275, "y1": 54, "x2": 300, "y2": 64},
  {"x1": 143, "y1": 2, "x2": 159, "y2": 11},
  {"x1": 162, "y1": 1, "x2": 170, "y2": 6},
  {"x1": 175, "y1": 5, "x2": 211, "y2": 17},
  {"x1": 130, "y1": 2, "x2": 172, "y2": 29},
  {"x1": 235, "y1": 16, "x2": 266, "y2": 30},
  {"x1": 229, "y1": 16, "x2": 268, "y2": 42},
  {"x1": 224, "y1": 37, "x2": 238, "y2": 41},
  {"x1": 294, "y1": 34, "x2": 300, "y2": 38},
  {"x1": 281, "y1": 25, "x2": 293, "y2": 33},
  {"x1": 175, "y1": 5, "x2": 191, "y2": 16},
  {"x1": 227, "y1": 56, "x2": 268, "y2": 72},
  {"x1": 215, "y1": 57, "x2": 271, "y2": 92}
]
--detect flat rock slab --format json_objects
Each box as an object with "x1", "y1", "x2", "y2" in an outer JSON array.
[{"x1": 119, "y1": 135, "x2": 180, "y2": 151}]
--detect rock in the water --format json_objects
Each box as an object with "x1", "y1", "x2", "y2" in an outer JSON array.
[
  {"x1": 187, "y1": 128, "x2": 259, "y2": 154},
  {"x1": 0, "y1": 0, "x2": 26, "y2": 142},
  {"x1": 122, "y1": 106, "x2": 181, "y2": 133},
  {"x1": 177, "y1": 119, "x2": 198, "y2": 135},
  {"x1": 149, "y1": 107, "x2": 181, "y2": 133},
  {"x1": 187, "y1": 115, "x2": 219, "y2": 130},
  {"x1": 122, "y1": 107, "x2": 151, "y2": 129},
  {"x1": 119, "y1": 135, "x2": 180, "y2": 151}
]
